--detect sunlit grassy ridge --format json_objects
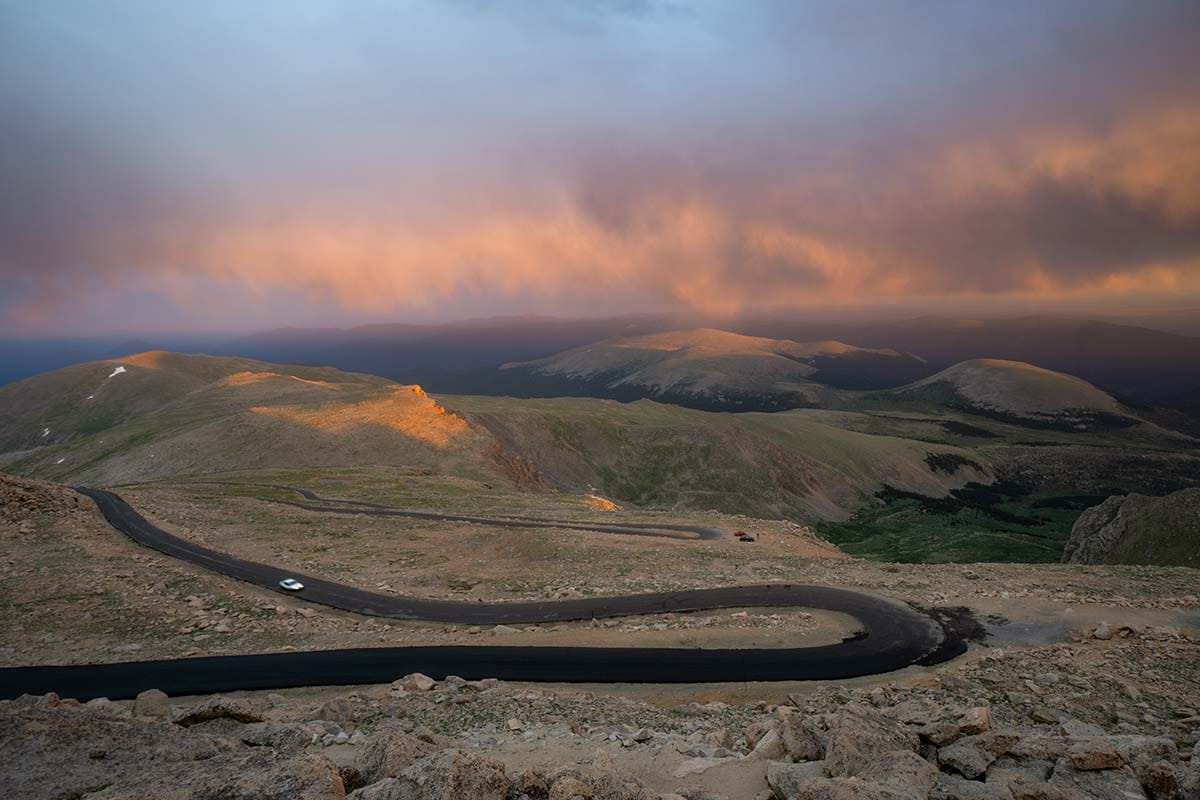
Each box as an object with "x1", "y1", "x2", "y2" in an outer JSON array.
[{"x1": 2, "y1": 349, "x2": 1196, "y2": 562}]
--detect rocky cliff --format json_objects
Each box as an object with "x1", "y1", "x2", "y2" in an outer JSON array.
[{"x1": 1062, "y1": 488, "x2": 1200, "y2": 567}]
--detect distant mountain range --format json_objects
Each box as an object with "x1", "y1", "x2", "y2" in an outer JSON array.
[{"x1": 5, "y1": 314, "x2": 1200, "y2": 413}]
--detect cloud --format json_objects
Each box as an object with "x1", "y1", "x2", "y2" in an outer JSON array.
[{"x1": 1, "y1": 1, "x2": 1199, "y2": 332}]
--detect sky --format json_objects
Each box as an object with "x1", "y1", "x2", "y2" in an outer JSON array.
[{"x1": 2, "y1": 1, "x2": 1199, "y2": 335}]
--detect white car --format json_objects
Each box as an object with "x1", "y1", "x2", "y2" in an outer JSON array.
[{"x1": 279, "y1": 578, "x2": 305, "y2": 591}]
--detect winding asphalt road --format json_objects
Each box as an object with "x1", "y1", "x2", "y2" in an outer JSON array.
[
  {"x1": 0, "y1": 487, "x2": 956, "y2": 700},
  {"x1": 220, "y1": 481, "x2": 724, "y2": 542}
]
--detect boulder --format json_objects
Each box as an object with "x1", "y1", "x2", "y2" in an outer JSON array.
[
  {"x1": 765, "y1": 761, "x2": 825, "y2": 799},
  {"x1": 777, "y1": 707, "x2": 825, "y2": 762},
  {"x1": 237, "y1": 721, "x2": 312, "y2": 752},
  {"x1": 889, "y1": 699, "x2": 944, "y2": 727},
  {"x1": 1066, "y1": 739, "x2": 1123, "y2": 771},
  {"x1": 1180, "y1": 746, "x2": 1200, "y2": 800},
  {"x1": 768, "y1": 775, "x2": 920, "y2": 800},
  {"x1": 1050, "y1": 758, "x2": 1148, "y2": 799},
  {"x1": 1008, "y1": 735, "x2": 1071, "y2": 763},
  {"x1": 174, "y1": 695, "x2": 263, "y2": 726},
  {"x1": 132, "y1": 688, "x2": 171, "y2": 719},
  {"x1": 511, "y1": 767, "x2": 551, "y2": 798},
  {"x1": 858, "y1": 750, "x2": 938, "y2": 795},
  {"x1": 1143, "y1": 761, "x2": 1181, "y2": 800},
  {"x1": 986, "y1": 757, "x2": 1054, "y2": 787},
  {"x1": 1106, "y1": 736, "x2": 1177, "y2": 780},
  {"x1": 354, "y1": 723, "x2": 443, "y2": 785},
  {"x1": 957, "y1": 707, "x2": 993, "y2": 737},
  {"x1": 397, "y1": 673, "x2": 436, "y2": 692},
  {"x1": 317, "y1": 699, "x2": 358, "y2": 725},
  {"x1": 1058, "y1": 719, "x2": 1106, "y2": 738},
  {"x1": 916, "y1": 721, "x2": 963, "y2": 748},
  {"x1": 930, "y1": 775, "x2": 1013, "y2": 800},
  {"x1": 821, "y1": 704, "x2": 918, "y2": 779},
  {"x1": 938, "y1": 740, "x2": 996, "y2": 780},
  {"x1": 749, "y1": 729, "x2": 787, "y2": 761},
  {"x1": 548, "y1": 775, "x2": 592, "y2": 800},
  {"x1": 917, "y1": 707, "x2": 993, "y2": 747}
]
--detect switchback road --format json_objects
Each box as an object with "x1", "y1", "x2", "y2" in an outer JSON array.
[{"x1": 0, "y1": 487, "x2": 959, "y2": 700}]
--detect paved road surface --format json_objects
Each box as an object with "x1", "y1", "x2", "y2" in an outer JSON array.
[
  {"x1": 221, "y1": 481, "x2": 724, "y2": 541},
  {"x1": 0, "y1": 487, "x2": 956, "y2": 700}
]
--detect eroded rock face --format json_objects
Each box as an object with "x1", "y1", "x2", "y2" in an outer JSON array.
[{"x1": 0, "y1": 699, "x2": 345, "y2": 800}]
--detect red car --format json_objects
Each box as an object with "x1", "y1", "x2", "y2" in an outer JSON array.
[{"x1": 736, "y1": 531, "x2": 755, "y2": 542}]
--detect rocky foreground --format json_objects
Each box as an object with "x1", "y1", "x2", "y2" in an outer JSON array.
[{"x1": 5, "y1": 621, "x2": 1199, "y2": 800}]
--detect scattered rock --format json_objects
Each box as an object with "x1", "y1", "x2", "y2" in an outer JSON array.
[
  {"x1": 1, "y1": 703, "x2": 344, "y2": 800},
  {"x1": 351, "y1": 749, "x2": 509, "y2": 800}
]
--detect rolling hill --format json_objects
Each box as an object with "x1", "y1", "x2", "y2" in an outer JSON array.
[
  {"x1": 737, "y1": 315, "x2": 1200, "y2": 411},
  {"x1": 887, "y1": 359, "x2": 1139, "y2": 430},
  {"x1": 3, "y1": 350, "x2": 1195, "y2": 562},
  {"x1": 0, "y1": 350, "x2": 989, "y2": 526},
  {"x1": 0, "y1": 351, "x2": 496, "y2": 485},
  {"x1": 488, "y1": 328, "x2": 929, "y2": 410}
]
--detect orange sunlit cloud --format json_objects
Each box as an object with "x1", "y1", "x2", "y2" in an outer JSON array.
[{"x1": 2, "y1": 2, "x2": 1199, "y2": 333}]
